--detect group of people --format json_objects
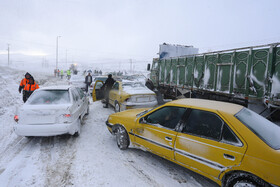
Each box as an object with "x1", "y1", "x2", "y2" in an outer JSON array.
[
  {"x1": 18, "y1": 72, "x2": 39, "y2": 103},
  {"x1": 54, "y1": 69, "x2": 71, "y2": 80},
  {"x1": 18, "y1": 71, "x2": 116, "y2": 108}
]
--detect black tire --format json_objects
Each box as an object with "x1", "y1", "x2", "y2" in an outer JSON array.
[
  {"x1": 85, "y1": 104, "x2": 89, "y2": 115},
  {"x1": 73, "y1": 118, "x2": 81, "y2": 137},
  {"x1": 114, "y1": 101, "x2": 120, "y2": 113},
  {"x1": 225, "y1": 172, "x2": 269, "y2": 187},
  {"x1": 116, "y1": 126, "x2": 129, "y2": 150}
]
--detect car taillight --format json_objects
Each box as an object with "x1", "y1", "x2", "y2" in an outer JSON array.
[
  {"x1": 63, "y1": 114, "x2": 71, "y2": 117},
  {"x1": 14, "y1": 115, "x2": 19, "y2": 122}
]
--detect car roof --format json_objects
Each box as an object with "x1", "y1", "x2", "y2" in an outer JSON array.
[
  {"x1": 39, "y1": 85, "x2": 74, "y2": 90},
  {"x1": 168, "y1": 98, "x2": 243, "y2": 115},
  {"x1": 94, "y1": 76, "x2": 107, "y2": 78}
]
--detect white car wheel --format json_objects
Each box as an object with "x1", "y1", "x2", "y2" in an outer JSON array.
[
  {"x1": 85, "y1": 104, "x2": 89, "y2": 115},
  {"x1": 74, "y1": 118, "x2": 81, "y2": 137}
]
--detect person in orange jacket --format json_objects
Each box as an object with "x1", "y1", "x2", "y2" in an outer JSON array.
[
  {"x1": 19, "y1": 72, "x2": 32, "y2": 102},
  {"x1": 23, "y1": 76, "x2": 39, "y2": 102}
]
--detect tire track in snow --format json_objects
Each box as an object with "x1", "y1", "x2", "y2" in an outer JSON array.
[
  {"x1": 0, "y1": 137, "x2": 45, "y2": 187},
  {"x1": 0, "y1": 137, "x2": 34, "y2": 167},
  {"x1": 39, "y1": 135, "x2": 77, "y2": 187}
]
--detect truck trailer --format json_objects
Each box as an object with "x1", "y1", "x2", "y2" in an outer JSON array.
[{"x1": 147, "y1": 43, "x2": 280, "y2": 119}]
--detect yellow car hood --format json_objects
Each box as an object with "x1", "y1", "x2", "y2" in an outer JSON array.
[{"x1": 110, "y1": 108, "x2": 150, "y2": 118}]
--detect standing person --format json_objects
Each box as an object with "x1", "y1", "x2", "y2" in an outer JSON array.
[
  {"x1": 85, "y1": 72, "x2": 92, "y2": 93},
  {"x1": 57, "y1": 69, "x2": 60, "y2": 78},
  {"x1": 60, "y1": 69, "x2": 64, "y2": 79},
  {"x1": 66, "y1": 69, "x2": 71, "y2": 80},
  {"x1": 54, "y1": 69, "x2": 57, "y2": 77},
  {"x1": 102, "y1": 74, "x2": 115, "y2": 108},
  {"x1": 23, "y1": 76, "x2": 39, "y2": 102},
  {"x1": 19, "y1": 72, "x2": 32, "y2": 102}
]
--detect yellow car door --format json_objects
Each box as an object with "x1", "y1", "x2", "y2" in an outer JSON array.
[
  {"x1": 92, "y1": 80, "x2": 105, "y2": 102},
  {"x1": 174, "y1": 109, "x2": 247, "y2": 180},
  {"x1": 133, "y1": 106, "x2": 188, "y2": 160}
]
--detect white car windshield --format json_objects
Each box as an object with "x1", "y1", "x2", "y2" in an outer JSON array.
[
  {"x1": 235, "y1": 108, "x2": 280, "y2": 150},
  {"x1": 27, "y1": 90, "x2": 70, "y2": 105}
]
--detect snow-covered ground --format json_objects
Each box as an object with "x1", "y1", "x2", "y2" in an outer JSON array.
[{"x1": 0, "y1": 65, "x2": 218, "y2": 187}]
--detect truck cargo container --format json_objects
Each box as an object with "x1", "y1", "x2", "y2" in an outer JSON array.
[{"x1": 147, "y1": 43, "x2": 280, "y2": 119}]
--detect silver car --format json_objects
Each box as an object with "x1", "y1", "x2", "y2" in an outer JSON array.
[{"x1": 14, "y1": 85, "x2": 89, "y2": 137}]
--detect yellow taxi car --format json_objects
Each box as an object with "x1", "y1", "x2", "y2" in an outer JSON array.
[
  {"x1": 105, "y1": 98, "x2": 280, "y2": 187},
  {"x1": 92, "y1": 80, "x2": 157, "y2": 112}
]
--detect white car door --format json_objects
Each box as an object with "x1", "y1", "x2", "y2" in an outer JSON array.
[
  {"x1": 71, "y1": 89, "x2": 82, "y2": 119},
  {"x1": 76, "y1": 87, "x2": 88, "y2": 115}
]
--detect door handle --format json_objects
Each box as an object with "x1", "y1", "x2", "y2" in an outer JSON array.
[
  {"x1": 165, "y1": 136, "x2": 172, "y2": 141},
  {"x1": 224, "y1": 153, "x2": 235, "y2": 161}
]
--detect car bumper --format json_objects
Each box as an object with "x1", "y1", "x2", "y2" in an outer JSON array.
[
  {"x1": 13, "y1": 121, "x2": 78, "y2": 136},
  {"x1": 121, "y1": 100, "x2": 158, "y2": 111},
  {"x1": 105, "y1": 120, "x2": 113, "y2": 134}
]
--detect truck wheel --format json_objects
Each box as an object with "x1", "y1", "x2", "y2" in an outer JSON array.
[
  {"x1": 225, "y1": 172, "x2": 269, "y2": 187},
  {"x1": 114, "y1": 102, "x2": 120, "y2": 113},
  {"x1": 116, "y1": 126, "x2": 129, "y2": 150}
]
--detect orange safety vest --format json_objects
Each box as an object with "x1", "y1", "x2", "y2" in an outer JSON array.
[
  {"x1": 24, "y1": 83, "x2": 39, "y2": 92},
  {"x1": 20, "y1": 78, "x2": 29, "y2": 87}
]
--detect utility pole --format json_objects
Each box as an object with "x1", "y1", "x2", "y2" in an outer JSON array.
[
  {"x1": 7, "y1": 44, "x2": 10, "y2": 66},
  {"x1": 56, "y1": 36, "x2": 61, "y2": 70}
]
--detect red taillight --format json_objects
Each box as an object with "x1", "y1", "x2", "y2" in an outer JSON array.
[
  {"x1": 63, "y1": 114, "x2": 71, "y2": 117},
  {"x1": 14, "y1": 115, "x2": 19, "y2": 122}
]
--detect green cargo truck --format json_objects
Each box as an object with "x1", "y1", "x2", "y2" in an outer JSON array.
[{"x1": 147, "y1": 43, "x2": 280, "y2": 118}]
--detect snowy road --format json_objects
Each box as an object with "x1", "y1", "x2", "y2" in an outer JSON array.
[{"x1": 0, "y1": 66, "x2": 218, "y2": 187}]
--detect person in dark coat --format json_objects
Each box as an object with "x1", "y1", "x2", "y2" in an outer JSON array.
[
  {"x1": 102, "y1": 74, "x2": 115, "y2": 108},
  {"x1": 85, "y1": 72, "x2": 92, "y2": 93}
]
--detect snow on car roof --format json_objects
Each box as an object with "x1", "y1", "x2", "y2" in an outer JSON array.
[
  {"x1": 39, "y1": 85, "x2": 74, "y2": 90},
  {"x1": 169, "y1": 98, "x2": 243, "y2": 115},
  {"x1": 121, "y1": 81, "x2": 155, "y2": 95}
]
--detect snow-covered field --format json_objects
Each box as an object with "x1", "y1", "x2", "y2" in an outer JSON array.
[{"x1": 0, "y1": 65, "x2": 218, "y2": 187}]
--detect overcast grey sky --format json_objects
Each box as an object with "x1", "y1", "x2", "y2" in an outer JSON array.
[{"x1": 0, "y1": 0, "x2": 280, "y2": 65}]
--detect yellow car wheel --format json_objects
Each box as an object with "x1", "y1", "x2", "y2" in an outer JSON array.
[
  {"x1": 114, "y1": 101, "x2": 120, "y2": 113},
  {"x1": 116, "y1": 126, "x2": 129, "y2": 150},
  {"x1": 224, "y1": 172, "x2": 268, "y2": 187}
]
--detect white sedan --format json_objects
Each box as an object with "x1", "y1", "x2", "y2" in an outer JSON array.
[
  {"x1": 69, "y1": 74, "x2": 86, "y2": 91},
  {"x1": 14, "y1": 85, "x2": 89, "y2": 137}
]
